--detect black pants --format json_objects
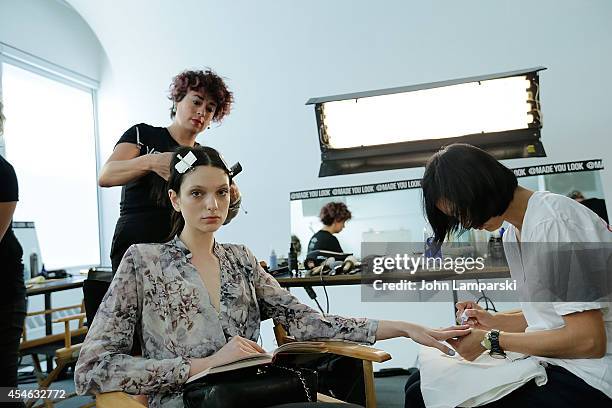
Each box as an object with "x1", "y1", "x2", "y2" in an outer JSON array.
[
  {"x1": 0, "y1": 295, "x2": 27, "y2": 408},
  {"x1": 109, "y1": 213, "x2": 172, "y2": 273},
  {"x1": 404, "y1": 365, "x2": 611, "y2": 408}
]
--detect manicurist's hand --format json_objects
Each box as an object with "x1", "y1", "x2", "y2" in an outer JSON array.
[{"x1": 456, "y1": 301, "x2": 497, "y2": 330}]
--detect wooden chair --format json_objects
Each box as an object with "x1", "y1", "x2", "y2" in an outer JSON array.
[
  {"x1": 19, "y1": 302, "x2": 90, "y2": 408},
  {"x1": 273, "y1": 322, "x2": 391, "y2": 408},
  {"x1": 93, "y1": 324, "x2": 390, "y2": 408}
]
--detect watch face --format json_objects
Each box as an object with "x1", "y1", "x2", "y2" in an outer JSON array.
[{"x1": 489, "y1": 351, "x2": 507, "y2": 359}]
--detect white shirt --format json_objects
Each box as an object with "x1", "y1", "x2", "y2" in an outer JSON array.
[{"x1": 503, "y1": 191, "x2": 612, "y2": 398}]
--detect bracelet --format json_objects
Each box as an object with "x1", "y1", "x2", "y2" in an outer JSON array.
[{"x1": 482, "y1": 329, "x2": 506, "y2": 359}]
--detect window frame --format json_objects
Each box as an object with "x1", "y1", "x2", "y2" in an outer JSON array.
[{"x1": 0, "y1": 41, "x2": 103, "y2": 266}]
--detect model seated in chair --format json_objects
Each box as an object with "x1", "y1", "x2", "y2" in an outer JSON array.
[{"x1": 75, "y1": 146, "x2": 470, "y2": 408}]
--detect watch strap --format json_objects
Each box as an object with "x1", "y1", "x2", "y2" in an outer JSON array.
[{"x1": 489, "y1": 329, "x2": 506, "y2": 357}]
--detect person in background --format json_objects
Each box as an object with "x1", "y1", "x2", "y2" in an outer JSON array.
[
  {"x1": 405, "y1": 143, "x2": 612, "y2": 407},
  {"x1": 307, "y1": 202, "x2": 351, "y2": 253},
  {"x1": 0, "y1": 100, "x2": 27, "y2": 407},
  {"x1": 291, "y1": 234, "x2": 302, "y2": 257},
  {"x1": 568, "y1": 190, "x2": 609, "y2": 224},
  {"x1": 75, "y1": 146, "x2": 470, "y2": 408}
]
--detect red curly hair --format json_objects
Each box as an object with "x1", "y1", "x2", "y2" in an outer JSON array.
[
  {"x1": 168, "y1": 69, "x2": 233, "y2": 122},
  {"x1": 319, "y1": 202, "x2": 352, "y2": 226}
]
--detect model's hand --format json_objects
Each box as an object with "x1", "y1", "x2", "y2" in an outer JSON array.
[
  {"x1": 210, "y1": 336, "x2": 265, "y2": 366},
  {"x1": 447, "y1": 328, "x2": 487, "y2": 361},
  {"x1": 149, "y1": 152, "x2": 174, "y2": 181},
  {"x1": 456, "y1": 301, "x2": 496, "y2": 330},
  {"x1": 189, "y1": 336, "x2": 266, "y2": 377},
  {"x1": 405, "y1": 323, "x2": 471, "y2": 356}
]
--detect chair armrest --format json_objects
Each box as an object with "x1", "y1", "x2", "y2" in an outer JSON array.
[
  {"x1": 52, "y1": 313, "x2": 88, "y2": 349},
  {"x1": 53, "y1": 313, "x2": 87, "y2": 324},
  {"x1": 96, "y1": 392, "x2": 146, "y2": 408},
  {"x1": 318, "y1": 341, "x2": 391, "y2": 363},
  {"x1": 55, "y1": 343, "x2": 83, "y2": 360},
  {"x1": 27, "y1": 304, "x2": 84, "y2": 317}
]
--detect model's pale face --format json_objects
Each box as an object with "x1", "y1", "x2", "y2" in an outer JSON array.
[{"x1": 169, "y1": 166, "x2": 230, "y2": 234}]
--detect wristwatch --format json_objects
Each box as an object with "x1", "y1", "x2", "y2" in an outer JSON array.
[{"x1": 481, "y1": 329, "x2": 506, "y2": 359}]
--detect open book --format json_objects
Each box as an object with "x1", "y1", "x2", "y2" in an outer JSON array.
[{"x1": 186, "y1": 341, "x2": 335, "y2": 384}]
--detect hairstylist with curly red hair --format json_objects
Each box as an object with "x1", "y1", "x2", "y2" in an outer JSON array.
[
  {"x1": 88, "y1": 69, "x2": 240, "y2": 328},
  {"x1": 99, "y1": 69, "x2": 238, "y2": 274}
]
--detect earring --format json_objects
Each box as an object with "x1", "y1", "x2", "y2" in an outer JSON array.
[{"x1": 207, "y1": 125, "x2": 211, "y2": 130}]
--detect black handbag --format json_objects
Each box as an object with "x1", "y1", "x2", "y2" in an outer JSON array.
[{"x1": 183, "y1": 364, "x2": 318, "y2": 408}]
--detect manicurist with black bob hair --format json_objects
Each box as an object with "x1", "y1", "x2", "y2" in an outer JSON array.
[{"x1": 404, "y1": 143, "x2": 612, "y2": 407}]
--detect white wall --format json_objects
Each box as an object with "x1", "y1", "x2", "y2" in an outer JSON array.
[
  {"x1": 0, "y1": 0, "x2": 103, "y2": 80},
  {"x1": 63, "y1": 0, "x2": 612, "y2": 366},
  {"x1": 67, "y1": 0, "x2": 612, "y2": 261}
]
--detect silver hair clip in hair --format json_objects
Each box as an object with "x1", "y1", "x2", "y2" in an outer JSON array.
[{"x1": 175, "y1": 151, "x2": 197, "y2": 174}]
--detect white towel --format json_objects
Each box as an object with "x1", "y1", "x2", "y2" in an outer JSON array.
[{"x1": 418, "y1": 346, "x2": 548, "y2": 408}]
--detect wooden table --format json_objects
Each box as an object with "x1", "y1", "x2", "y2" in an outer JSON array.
[
  {"x1": 276, "y1": 266, "x2": 510, "y2": 287},
  {"x1": 26, "y1": 275, "x2": 87, "y2": 296}
]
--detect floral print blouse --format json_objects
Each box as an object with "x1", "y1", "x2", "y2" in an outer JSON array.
[{"x1": 75, "y1": 237, "x2": 378, "y2": 407}]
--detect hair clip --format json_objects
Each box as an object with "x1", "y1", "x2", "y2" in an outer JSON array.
[
  {"x1": 175, "y1": 151, "x2": 197, "y2": 174},
  {"x1": 229, "y1": 162, "x2": 242, "y2": 178}
]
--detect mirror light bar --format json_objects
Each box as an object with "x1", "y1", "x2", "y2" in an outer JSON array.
[{"x1": 307, "y1": 67, "x2": 546, "y2": 177}]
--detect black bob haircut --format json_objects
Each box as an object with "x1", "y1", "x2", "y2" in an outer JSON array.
[{"x1": 421, "y1": 143, "x2": 517, "y2": 243}]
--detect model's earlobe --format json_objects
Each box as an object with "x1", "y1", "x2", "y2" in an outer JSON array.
[{"x1": 168, "y1": 190, "x2": 181, "y2": 212}]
